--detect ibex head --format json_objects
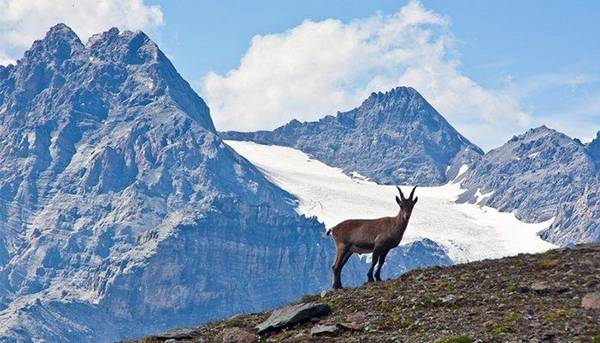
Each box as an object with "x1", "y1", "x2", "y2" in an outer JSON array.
[{"x1": 395, "y1": 186, "x2": 418, "y2": 215}]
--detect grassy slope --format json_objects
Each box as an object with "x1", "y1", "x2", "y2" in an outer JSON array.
[{"x1": 133, "y1": 244, "x2": 600, "y2": 342}]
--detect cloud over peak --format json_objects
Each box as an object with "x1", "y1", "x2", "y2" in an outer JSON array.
[
  {"x1": 0, "y1": 0, "x2": 163, "y2": 62},
  {"x1": 202, "y1": 0, "x2": 530, "y2": 150}
]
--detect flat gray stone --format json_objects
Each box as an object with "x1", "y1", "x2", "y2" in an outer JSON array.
[
  {"x1": 531, "y1": 281, "x2": 551, "y2": 294},
  {"x1": 222, "y1": 327, "x2": 258, "y2": 343},
  {"x1": 153, "y1": 327, "x2": 202, "y2": 340},
  {"x1": 310, "y1": 324, "x2": 339, "y2": 336},
  {"x1": 581, "y1": 292, "x2": 600, "y2": 309},
  {"x1": 255, "y1": 302, "x2": 331, "y2": 334}
]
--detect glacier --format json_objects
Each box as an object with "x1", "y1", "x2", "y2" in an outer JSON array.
[
  {"x1": 0, "y1": 24, "x2": 460, "y2": 342},
  {"x1": 225, "y1": 140, "x2": 556, "y2": 263}
]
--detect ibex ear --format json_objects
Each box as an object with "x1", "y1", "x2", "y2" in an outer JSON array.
[
  {"x1": 414, "y1": 196, "x2": 419, "y2": 204},
  {"x1": 395, "y1": 196, "x2": 401, "y2": 206}
]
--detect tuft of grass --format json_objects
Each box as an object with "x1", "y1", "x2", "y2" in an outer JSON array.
[
  {"x1": 484, "y1": 320, "x2": 512, "y2": 335},
  {"x1": 399, "y1": 319, "x2": 414, "y2": 329},
  {"x1": 492, "y1": 326, "x2": 511, "y2": 335},
  {"x1": 543, "y1": 309, "x2": 571, "y2": 323},
  {"x1": 223, "y1": 317, "x2": 246, "y2": 328},
  {"x1": 592, "y1": 331, "x2": 600, "y2": 343},
  {"x1": 503, "y1": 311, "x2": 520, "y2": 324},
  {"x1": 435, "y1": 335, "x2": 472, "y2": 343},
  {"x1": 434, "y1": 281, "x2": 454, "y2": 292},
  {"x1": 537, "y1": 258, "x2": 561, "y2": 269},
  {"x1": 300, "y1": 294, "x2": 320, "y2": 303},
  {"x1": 507, "y1": 282, "x2": 519, "y2": 293}
]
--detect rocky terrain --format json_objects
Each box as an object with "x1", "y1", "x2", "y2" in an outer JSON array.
[
  {"x1": 222, "y1": 87, "x2": 484, "y2": 186},
  {"x1": 458, "y1": 126, "x2": 595, "y2": 223},
  {"x1": 133, "y1": 244, "x2": 600, "y2": 343},
  {"x1": 587, "y1": 132, "x2": 600, "y2": 165},
  {"x1": 0, "y1": 24, "x2": 469, "y2": 342},
  {"x1": 223, "y1": 89, "x2": 599, "y2": 247},
  {"x1": 540, "y1": 178, "x2": 599, "y2": 246},
  {"x1": 0, "y1": 24, "x2": 338, "y2": 342},
  {"x1": 0, "y1": 21, "x2": 598, "y2": 342},
  {"x1": 458, "y1": 126, "x2": 599, "y2": 246}
]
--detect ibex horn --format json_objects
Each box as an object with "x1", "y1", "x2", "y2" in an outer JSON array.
[
  {"x1": 396, "y1": 186, "x2": 406, "y2": 200},
  {"x1": 409, "y1": 186, "x2": 417, "y2": 199}
]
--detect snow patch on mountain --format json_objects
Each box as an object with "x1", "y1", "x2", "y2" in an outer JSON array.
[{"x1": 225, "y1": 141, "x2": 556, "y2": 263}]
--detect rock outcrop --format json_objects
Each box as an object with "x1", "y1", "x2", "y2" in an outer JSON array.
[
  {"x1": 133, "y1": 244, "x2": 600, "y2": 342},
  {"x1": 222, "y1": 87, "x2": 483, "y2": 186},
  {"x1": 0, "y1": 24, "x2": 333, "y2": 342},
  {"x1": 458, "y1": 126, "x2": 599, "y2": 245}
]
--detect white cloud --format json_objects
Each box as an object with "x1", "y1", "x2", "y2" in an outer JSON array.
[
  {"x1": 0, "y1": 0, "x2": 163, "y2": 62},
  {"x1": 202, "y1": 0, "x2": 531, "y2": 150},
  {"x1": 505, "y1": 71, "x2": 600, "y2": 97},
  {"x1": 0, "y1": 50, "x2": 15, "y2": 66}
]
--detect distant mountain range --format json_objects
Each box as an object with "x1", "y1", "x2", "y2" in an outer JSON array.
[
  {"x1": 222, "y1": 87, "x2": 483, "y2": 186},
  {"x1": 0, "y1": 24, "x2": 335, "y2": 341},
  {"x1": 458, "y1": 126, "x2": 599, "y2": 245},
  {"x1": 225, "y1": 91, "x2": 599, "y2": 247},
  {"x1": 0, "y1": 23, "x2": 597, "y2": 342}
]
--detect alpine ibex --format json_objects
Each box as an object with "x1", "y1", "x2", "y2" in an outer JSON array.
[{"x1": 327, "y1": 186, "x2": 418, "y2": 289}]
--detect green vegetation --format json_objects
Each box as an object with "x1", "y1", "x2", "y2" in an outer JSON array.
[
  {"x1": 536, "y1": 258, "x2": 561, "y2": 269},
  {"x1": 507, "y1": 281, "x2": 519, "y2": 293},
  {"x1": 300, "y1": 294, "x2": 319, "y2": 303},
  {"x1": 503, "y1": 311, "x2": 521, "y2": 324},
  {"x1": 484, "y1": 320, "x2": 512, "y2": 335},
  {"x1": 543, "y1": 309, "x2": 571, "y2": 323},
  {"x1": 592, "y1": 331, "x2": 600, "y2": 343},
  {"x1": 435, "y1": 335, "x2": 472, "y2": 343},
  {"x1": 399, "y1": 319, "x2": 414, "y2": 329}
]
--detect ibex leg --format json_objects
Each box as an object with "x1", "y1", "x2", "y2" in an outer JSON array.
[
  {"x1": 367, "y1": 249, "x2": 381, "y2": 283},
  {"x1": 374, "y1": 250, "x2": 389, "y2": 281},
  {"x1": 332, "y1": 244, "x2": 349, "y2": 289}
]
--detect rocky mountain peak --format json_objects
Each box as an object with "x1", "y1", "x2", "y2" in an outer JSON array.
[
  {"x1": 459, "y1": 124, "x2": 596, "y2": 231},
  {"x1": 1, "y1": 24, "x2": 215, "y2": 132},
  {"x1": 587, "y1": 131, "x2": 600, "y2": 166},
  {"x1": 516, "y1": 125, "x2": 565, "y2": 140},
  {"x1": 0, "y1": 24, "x2": 331, "y2": 341},
  {"x1": 351, "y1": 86, "x2": 438, "y2": 126},
  {"x1": 24, "y1": 23, "x2": 84, "y2": 63},
  {"x1": 86, "y1": 27, "x2": 160, "y2": 65},
  {"x1": 222, "y1": 86, "x2": 483, "y2": 185},
  {"x1": 491, "y1": 125, "x2": 586, "y2": 164},
  {"x1": 363, "y1": 86, "x2": 419, "y2": 105}
]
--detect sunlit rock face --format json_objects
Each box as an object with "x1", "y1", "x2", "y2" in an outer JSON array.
[
  {"x1": 222, "y1": 86, "x2": 484, "y2": 186},
  {"x1": 458, "y1": 126, "x2": 599, "y2": 246},
  {"x1": 0, "y1": 24, "x2": 336, "y2": 342}
]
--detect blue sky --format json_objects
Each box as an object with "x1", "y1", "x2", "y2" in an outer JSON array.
[
  {"x1": 1, "y1": 0, "x2": 598, "y2": 150},
  {"x1": 151, "y1": 0, "x2": 600, "y2": 87}
]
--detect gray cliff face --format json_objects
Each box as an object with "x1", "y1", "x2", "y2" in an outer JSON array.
[
  {"x1": 540, "y1": 179, "x2": 600, "y2": 245},
  {"x1": 221, "y1": 86, "x2": 599, "y2": 245},
  {"x1": 0, "y1": 25, "x2": 452, "y2": 342},
  {"x1": 222, "y1": 87, "x2": 483, "y2": 186},
  {"x1": 586, "y1": 131, "x2": 600, "y2": 166},
  {"x1": 0, "y1": 24, "x2": 331, "y2": 342},
  {"x1": 458, "y1": 126, "x2": 599, "y2": 246},
  {"x1": 539, "y1": 131, "x2": 600, "y2": 245},
  {"x1": 458, "y1": 126, "x2": 594, "y2": 223}
]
